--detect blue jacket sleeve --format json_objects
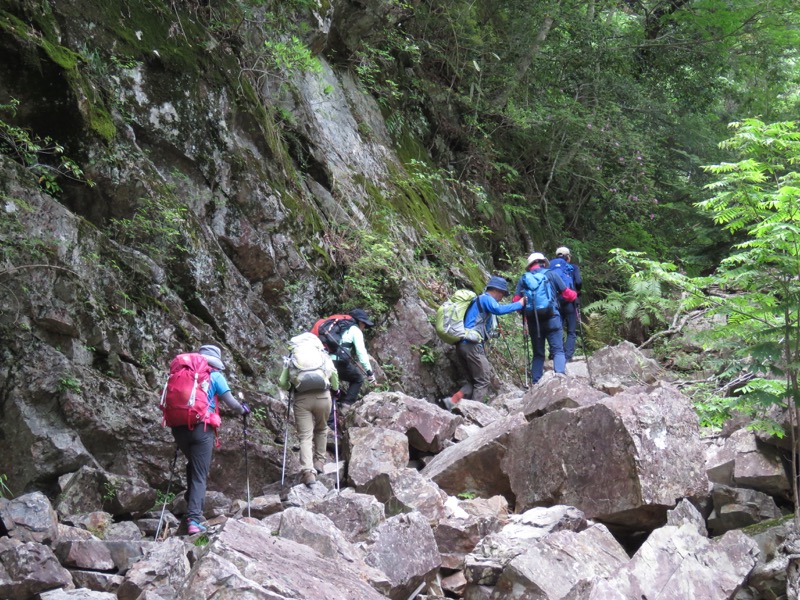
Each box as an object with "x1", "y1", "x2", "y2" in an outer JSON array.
[{"x1": 480, "y1": 293, "x2": 524, "y2": 316}]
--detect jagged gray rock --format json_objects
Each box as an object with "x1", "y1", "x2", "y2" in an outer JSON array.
[
  {"x1": 352, "y1": 391, "x2": 463, "y2": 453},
  {"x1": 0, "y1": 491, "x2": 59, "y2": 545},
  {"x1": 708, "y1": 484, "x2": 783, "y2": 535},
  {"x1": 520, "y1": 374, "x2": 608, "y2": 419},
  {"x1": 600, "y1": 524, "x2": 759, "y2": 599},
  {"x1": 666, "y1": 498, "x2": 708, "y2": 536},
  {"x1": 359, "y1": 468, "x2": 447, "y2": 522},
  {"x1": 435, "y1": 496, "x2": 509, "y2": 570},
  {"x1": 464, "y1": 505, "x2": 589, "y2": 587},
  {"x1": 115, "y1": 537, "x2": 190, "y2": 600},
  {"x1": 588, "y1": 341, "x2": 662, "y2": 392},
  {"x1": 505, "y1": 383, "x2": 708, "y2": 529},
  {"x1": 363, "y1": 512, "x2": 442, "y2": 600},
  {"x1": 0, "y1": 537, "x2": 73, "y2": 598},
  {"x1": 488, "y1": 523, "x2": 629, "y2": 599},
  {"x1": 181, "y1": 518, "x2": 386, "y2": 599},
  {"x1": 308, "y1": 488, "x2": 386, "y2": 543},
  {"x1": 347, "y1": 426, "x2": 410, "y2": 488},
  {"x1": 421, "y1": 413, "x2": 527, "y2": 501}
]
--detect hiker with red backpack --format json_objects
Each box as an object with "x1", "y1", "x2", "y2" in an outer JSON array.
[
  {"x1": 513, "y1": 253, "x2": 577, "y2": 385},
  {"x1": 548, "y1": 246, "x2": 583, "y2": 362},
  {"x1": 442, "y1": 276, "x2": 525, "y2": 411},
  {"x1": 313, "y1": 308, "x2": 377, "y2": 407},
  {"x1": 160, "y1": 344, "x2": 249, "y2": 535}
]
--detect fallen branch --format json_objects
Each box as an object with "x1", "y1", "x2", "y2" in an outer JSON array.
[{"x1": 638, "y1": 308, "x2": 710, "y2": 350}]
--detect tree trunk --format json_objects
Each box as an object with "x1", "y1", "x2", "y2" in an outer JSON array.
[{"x1": 495, "y1": 14, "x2": 555, "y2": 109}]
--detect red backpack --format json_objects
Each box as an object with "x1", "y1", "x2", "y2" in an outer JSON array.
[
  {"x1": 159, "y1": 353, "x2": 218, "y2": 429},
  {"x1": 311, "y1": 314, "x2": 355, "y2": 354}
]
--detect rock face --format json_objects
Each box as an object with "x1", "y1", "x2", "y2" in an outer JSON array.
[
  {"x1": 505, "y1": 383, "x2": 708, "y2": 529},
  {"x1": 187, "y1": 518, "x2": 387, "y2": 599},
  {"x1": 421, "y1": 413, "x2": 527, "y2": 502},
  {"x1": 353, "y1": 391, "x2": 463, "y2": 453}
]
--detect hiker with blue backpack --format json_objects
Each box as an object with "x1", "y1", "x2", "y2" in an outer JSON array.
[
  {"x1": 513, "y1": 253, "x2": 578, "y2": 384},
  {"x1": 548, "y1": 247, "x2": 583, "y2": 362},
  {"x1": 160, "y1": 344, "x2": 249, "y2": 535},
  {"x1": 442, "y1": 276, "x2": 525, "y2": 410}
]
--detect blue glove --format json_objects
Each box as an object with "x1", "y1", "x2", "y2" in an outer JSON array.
[{"x1": 241, "y1": 403, "x2": 251, "y2": 416}]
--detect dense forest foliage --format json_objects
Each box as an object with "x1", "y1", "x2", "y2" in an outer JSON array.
[{"x1": 2, "y1": 0, "x2": 799, "y2": 434}]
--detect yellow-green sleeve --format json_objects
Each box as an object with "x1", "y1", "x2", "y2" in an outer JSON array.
[
  {"x1": 330, "y1": 368, "x2": 339, "y2": 391},
  {"x1": 278, "y1": 365, "x2": 290, "y2": 391}
]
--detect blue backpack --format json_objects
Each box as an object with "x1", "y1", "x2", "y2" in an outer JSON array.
[
  {"x1": 522, "y1": 269, "x2": 556, "y2": 319},
  {"x1": 548, "y1": 258, "x2": 575, "y2": 292}
]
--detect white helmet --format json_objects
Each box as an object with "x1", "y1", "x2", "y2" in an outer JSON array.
[
  {"x1": 527, "y1": 252, "x2": 546, "y2": 266},
  {"x1": 555, "y1": 246, "x2": 571, "y2": 257}
]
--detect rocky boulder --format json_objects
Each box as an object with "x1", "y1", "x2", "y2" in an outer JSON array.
[
  {"x1": 352, "y1": 391, "x2": 463, "y2": 453},
  {"x1": 520, "y1": 375, "x2": 608, "y2": 419},
  {"x1": 421, "y1": 413, "x2": 527, "y2": 502},
  {"x1": 179, "y1": 519, "x2": 386, "y2": 599},
  {"x1": 363, "y1": 512, "x2": 442, "y2": 600},
  {"x1": 0, "y1": 491, "x2": 59, "y2": 545},
  {"x1": 588, "y1": 341, "x2": 661, "y2": 393},
  {"x1": 505, "y1": 383, "x2": 708, "y2": 529},
  {"x1": 487, "y1": 523, "x2": 629, "y2": 599}
]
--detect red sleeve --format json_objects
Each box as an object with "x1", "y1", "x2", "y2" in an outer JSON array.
[{"x1": 561, "y1": 288, "x2": 578, "y2": 302}]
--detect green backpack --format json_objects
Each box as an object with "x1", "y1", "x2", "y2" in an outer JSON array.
[{"x1": 434, "y1": 290, "x2": 484, "y2": 344}]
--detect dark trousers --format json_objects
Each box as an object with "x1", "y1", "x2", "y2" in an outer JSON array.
[
  {"x1": 561, "y1": 303, "x2": 577, "y2": 361},
  {"x1": 528, "y1": 313, "x2": 566, "y2": 384},
  {"x1": 456, "y1": 341, "x2": 491, "y2": 403},
  {"x1": 336, "y1": 359, "x2": 364, "y2": 405},
  {"x1": 171, "y1": 425, "x2": 215, "y2": 523}
]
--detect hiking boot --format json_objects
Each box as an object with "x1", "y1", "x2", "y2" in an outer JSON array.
[
  {"x1": 301, "y1": 470, "x2": 316, "y2": 486},
  {"x1": 313, "y1": 459, "x2": 325, "y2": 474},
  {"x1": 187, "y1": 519, "x2": 207, "y2": 535}
]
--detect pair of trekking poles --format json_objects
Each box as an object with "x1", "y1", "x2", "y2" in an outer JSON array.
[
  {"x1": 280, "y1": 388, "x2": 341, "y2": 493},
  {"x1": 497, "y1": 305, "x2": 593, "y2": 389}
]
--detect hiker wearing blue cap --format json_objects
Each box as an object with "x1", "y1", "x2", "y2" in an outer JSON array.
[{"x1": 443, "y1": 276, "x2": 525, "y2": 410}]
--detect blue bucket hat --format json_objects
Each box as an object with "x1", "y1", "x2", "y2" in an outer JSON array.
[{"x1": 485, "y1": 276, "x2": 509, "y2": 295}]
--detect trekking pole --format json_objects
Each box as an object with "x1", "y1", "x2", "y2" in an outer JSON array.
[
  {"x1": 155, "y1": 446, "x2": 179, "y2": 541},
  {"x1": 281, "y1": 390, "x2": 293, "y2": 486},
  {"x1": 239, "y1": 392, "x2": 251, "y2": 518},
  {"x1": 499, "y1": 322, "x2": 526, "y2": 389},
  {"x1": 576, "y1": 304, "x2": 594, "y2": 386},
  {"x1": 522, "y1": 312, "x2": 530, "y2": 388},
  {"x1": 332, "y1": 391, "x2": 341, "y2": 493}
]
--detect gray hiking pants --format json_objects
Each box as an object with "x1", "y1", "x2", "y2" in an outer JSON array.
[
  {"x1": 171, "y1": 425, "x2": 215, "y2": 523},
  {"x1": 456, "y1": 341, "x2": 491, "y2": 403}
]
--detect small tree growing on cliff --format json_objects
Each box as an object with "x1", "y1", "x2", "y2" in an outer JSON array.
[{"x1": 610, "y1": 119, "x2": 800, "y2": 520}]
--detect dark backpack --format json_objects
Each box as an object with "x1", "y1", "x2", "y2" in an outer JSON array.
[
  {"x1": 521, "y1": 269, "x2": 556, "y2": 319},
  {"x1": 311, "y1": 315, "x2": 356, "y2": 355},
  {"x1": 160, "y1": 353, "x2": 218, "y2": 429},
  {"x1": 548, "y1": 258, "x2": 575, "y2": 292}
]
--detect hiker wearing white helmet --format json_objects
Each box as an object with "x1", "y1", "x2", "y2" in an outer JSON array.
[
  {"x1": 443, "y1": 275, "x2": 526, "y2": 410},
  {"x1": 548, "y1": 247, "x2": 583, "y2": 362},
  {"x1": 513, "y1": 253, "x2": 577, "y2": 384}
]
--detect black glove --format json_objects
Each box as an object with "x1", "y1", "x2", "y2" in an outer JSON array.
[
  {"x1": 241, "y1": 402, "x2": 251, "y2": 416},
  {"x1": 366, "y1": 370, "x2": 377, "y2": 385}
]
